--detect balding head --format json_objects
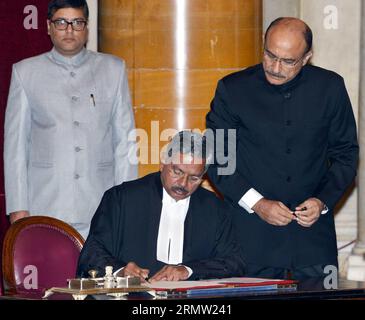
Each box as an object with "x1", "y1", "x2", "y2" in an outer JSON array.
[
  {"x1": 265, "y1": 17, "x2": 312, "y2": 54},
  {"x1": 262, "y1": 17, "x2": 313, "y2": 85}
]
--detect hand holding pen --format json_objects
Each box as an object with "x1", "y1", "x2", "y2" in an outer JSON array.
[
  {"x1": 119, "y1": 261, "x2": 150, "y2": 283},
  {"x1": 293, "y1": 198, "x2": 324, "y2": 228},
  {"x1": 292, "y1": 206, "x2": 307, "y2": 218}
]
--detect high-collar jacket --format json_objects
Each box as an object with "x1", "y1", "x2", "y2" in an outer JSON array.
[
  {"x1": 206, "y1": 63, "x2": 359, "y2": 268},
  {"x1": 4, "y1": 48, "x2": 138, "y2": 228}
]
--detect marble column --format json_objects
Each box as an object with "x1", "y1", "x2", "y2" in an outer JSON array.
[
  {"x1": 98, "y1": 0, "x2": 263, "y2": 177},
  {"x1": 263, "y1": 0, "x2": 300, "y2": 30},
  {"x1": 86, "y1": 0, "x2": 98, "y2": 51},
  {"x1": 347, "y1": 0, "x2": 365, "y2": 281},
  {"x1": 300, "y1": 0, "x2": 361, "y2": 279}
]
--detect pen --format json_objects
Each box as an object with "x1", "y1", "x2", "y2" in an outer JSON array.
[
  {"x1": 90, "y1": 94, "x2": 95, "y2": 107},
  {"x1": 292, "y1": 206, "x2": 307, "y2": 217}
]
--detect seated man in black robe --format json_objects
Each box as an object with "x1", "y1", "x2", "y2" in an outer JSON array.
[{"x1": 77, "y1": 131, "x2": 245, "y2": 281}]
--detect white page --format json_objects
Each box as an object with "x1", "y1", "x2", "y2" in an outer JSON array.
[
  {"x1": 142, "y1": 280, "x2": 225, "y2": 290},
  {"x1": 212, "y1": 277, "x2": 287, "y2": 283}
]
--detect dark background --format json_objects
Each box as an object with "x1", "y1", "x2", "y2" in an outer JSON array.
[{"x1": 0, "y1": 0, "x2": 52, "y2": 253}]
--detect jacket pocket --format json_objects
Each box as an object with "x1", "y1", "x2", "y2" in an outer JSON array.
[
  {"x1": 97, "y1": 161, "x2": 113, "y2": 168},
  {"x1": 31, "y1": 161, "x2": 53, "y2": 168}
]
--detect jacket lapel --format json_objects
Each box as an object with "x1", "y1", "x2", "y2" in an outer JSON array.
[
  {"x1": 183, "y1": 192, "x2": 196, "y2": 262},
  {"x1": 146, "y1": 173, "x2": 163, "y2": 262}
]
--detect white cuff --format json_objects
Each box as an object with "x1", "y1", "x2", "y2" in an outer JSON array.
[
  {"x1": 238, "y1": 188, "x2": 263, "y2": 213},
  {"x1": 321, "y1": 204, "x2": 329, "y2": 215},
  {"x1": 113, "y1": 267, "x2": 124, "y2": 276},
  {"x1": 181, "y1": 265, "x2": 193, "y2": 278}
]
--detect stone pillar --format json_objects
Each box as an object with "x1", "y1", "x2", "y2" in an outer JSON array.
[
  {"x1": 301, "y1": 0, "x2": 361, "y2": 279},
  {"x1": 347, "y1": 0, "x2": 365, "y2": 281},
  {"x1": 263, "y1": 0, "x2": 300, "y2": 30},
  {"x1": 86, "y1": 0, "x2": 98, "y2": 52},
  {"x1": 99, "y1": 0, "x2": 263, "y2": 177}
]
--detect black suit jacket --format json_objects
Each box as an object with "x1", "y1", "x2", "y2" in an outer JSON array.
[
  {"x1": 206, "y1": 64, "x2": 359, "y2": 268},
  {"x1": 77, "y1": 172, "x2": 245, "y2": 279}
]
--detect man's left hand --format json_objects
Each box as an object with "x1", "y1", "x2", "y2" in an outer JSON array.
[
  {"x1": 294, "y1": 197, "x2": 324, "y2": 228},
  {"x1": 149, "y1": 265, "x2": 189, "y2": 282}
]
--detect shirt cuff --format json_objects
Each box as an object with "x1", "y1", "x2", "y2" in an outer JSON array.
[
  {"x1": 321, "y1": 204, "x2": 329, "y2": 215},
  {"x1": 113, "y1": 267, "x2": 124, "y2": 277},
  {"x1": 238, "y1": 188, "x2": 264, "y2": 213},
  {"x1": 181, "y1": 265, "x2": 193, "y2": 278}
]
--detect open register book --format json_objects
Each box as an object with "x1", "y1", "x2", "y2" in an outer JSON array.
[
  {"x1": 44, "y1": 277, "x2": 297, "y2": 299},
  {"x1": 143, "y1": 277, "x2": 297, "y2": 297}
]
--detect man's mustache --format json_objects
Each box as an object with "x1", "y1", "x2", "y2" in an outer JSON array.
[
  {"x1": 266, "y1": 70, "x2": 286, "y2": 79},
  {"x1": 171, "y1": 186, "x2": 189, "y2": 194}
]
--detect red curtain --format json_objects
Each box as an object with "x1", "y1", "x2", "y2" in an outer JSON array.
[{"x1": 0, "y1": 1, "x2": 52, "y2": 292}]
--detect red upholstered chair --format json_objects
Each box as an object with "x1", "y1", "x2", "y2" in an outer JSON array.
[
  {"x1": 0, "y1": 269, "x2": 3, "y2": 296},
  {"x1": 2, "y1": 216, "x2": 84, "y2": 296},
  {"x1": 0, "y1": 194, "x2": 8, "y2": 296}
]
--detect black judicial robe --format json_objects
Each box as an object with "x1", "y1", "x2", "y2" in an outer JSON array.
[
  {"x1": 206, "y1": 64, "x2": 359, "y2": 269},
  {"x1": 77, "y1": 172, "x2": 245, "y2": 279}
]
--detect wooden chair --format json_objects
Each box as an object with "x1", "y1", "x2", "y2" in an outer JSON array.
[
  {"x1": 0, "y1": 194, "x2": 8, "y2": 295},
  {"x1": 2, "y1": 216, "x2": 84, "y2": 295}
]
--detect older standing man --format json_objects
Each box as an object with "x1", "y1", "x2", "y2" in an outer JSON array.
[
  {"x1": 4, "y1": 0, "x2": 137, "y2": 239},
  {"x1": 206, "y1": 17, "x2": 359, "y2": 279}
]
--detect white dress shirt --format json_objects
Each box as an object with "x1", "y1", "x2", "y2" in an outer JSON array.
[
  {"x1": 115, "y1": 188, "x2": 193, "y2": 277},
  {"x1": 157, "y1": 188, "x2": 190, "y2": 264}
]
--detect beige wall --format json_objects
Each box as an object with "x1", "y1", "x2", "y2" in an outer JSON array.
[
  {"x1": 263, "y1": 0, "x2": 300, "y2": 29},
  {"x1": 99, "y1": 0, "x2": 263, "y2": 177}
]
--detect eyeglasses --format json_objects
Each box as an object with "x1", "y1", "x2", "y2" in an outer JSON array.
[
  {"x1": 263, "y1": 48, "x2": 306, "y2": 68},
  {"x1": 50, "y1": 18, "x2": 87, "y2": 31},
  {"x1": 169, "y1": 165, "x2": 203, "y2": 184}
]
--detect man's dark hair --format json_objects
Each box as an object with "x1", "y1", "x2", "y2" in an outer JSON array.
[
  {"x1": 165, "y1": 131, "x2": 213, "y2": 172},
  {"x1": 48, "y1": 0, "x2": 89, "y2": 20},
  {"x1": 264, "y1": 17, "x2": 313, "y2": 54}
]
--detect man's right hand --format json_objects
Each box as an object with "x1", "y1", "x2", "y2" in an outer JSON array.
[
  {"x1": 118, "y1": 262, "x2": 150, "y2": 282},
  {"x1": 252, "y1": 198, "x2": 293, "y2": 226},
  {"x1": 9, "y1": 211, "x2": 30, "y2": 224}
]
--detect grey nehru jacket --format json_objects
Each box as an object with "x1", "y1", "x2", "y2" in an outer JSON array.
[{"x1": 4, "y1": 47, "x2": 138, "y2": 236}]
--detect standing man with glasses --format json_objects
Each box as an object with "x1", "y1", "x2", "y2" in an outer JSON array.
[
  {"x1": 4, "y1": 0, "x2": 137, "y2": 239},
  {"x1": 206, "y1": 17, "x2": 358, "y2": 279}
]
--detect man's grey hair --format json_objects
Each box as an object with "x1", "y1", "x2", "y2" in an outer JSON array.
[{"x1": 163, "y1": 131, "x2": 214, "y2": 173}]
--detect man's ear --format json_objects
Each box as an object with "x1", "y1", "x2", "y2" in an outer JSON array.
[
  {"x1": 302, "y1": 50, "x2": 313, "y2": 66},
  {"x1": 261, "y1": 34, "x2": 266, "y2": 56},
  {"x1": 47, "y1": 20, "x2": 51, "y2": 35}
]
